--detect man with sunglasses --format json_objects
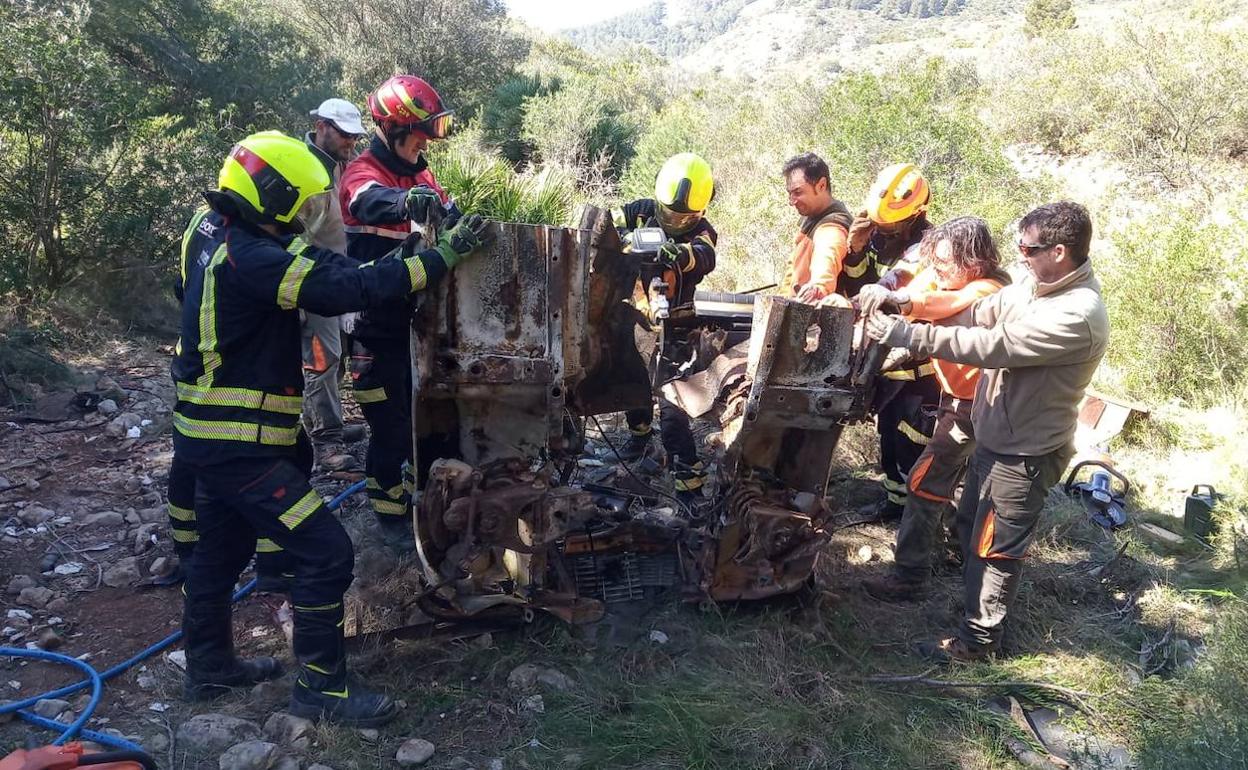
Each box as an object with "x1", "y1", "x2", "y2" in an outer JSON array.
[
  {"x1": 340, "y1": 75, "x2": 460, "y2": 554},
  {"x1": 866, "y1": 201, "x2": 1109, "y2": 662},
  {"x1": 302, "y1": 99, "x2": 367, "y2": 473}
]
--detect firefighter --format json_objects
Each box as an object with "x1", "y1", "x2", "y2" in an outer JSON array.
[
  {"x1": 778, "y1": 152, "x2": 854, "y2": 305},
  {"x1": 339, "y1": 75, "x2": 458, "y2": 554},
  {"x1": 612, "y1": 153, "x2": 718, "y2": 500},
  {"x1": 173, "y1": 130, "x2": 490, "y2": 725},
  {"x1": 857, "y1": 217, "x2": 1010, "y2": 602},
  {"x1": 851, "y1": 163, "x2": 940, "y2": 520}
]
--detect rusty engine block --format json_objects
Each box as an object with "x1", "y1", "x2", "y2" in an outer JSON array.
[{"x1": 407, "y1": 207, "x2": 880, "y2": 622}]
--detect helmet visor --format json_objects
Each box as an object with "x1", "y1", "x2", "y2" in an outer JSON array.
[
  {"x1": 417, "y1": 111, "x2": 454, "y2": 139},
  {"x1": 656, "y1": 204, "x2": 701, "y2": 235}
]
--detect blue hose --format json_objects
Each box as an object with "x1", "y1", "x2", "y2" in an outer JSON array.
[{"x1": 0, "y1": 479, "x2": 366, "y2": 750}]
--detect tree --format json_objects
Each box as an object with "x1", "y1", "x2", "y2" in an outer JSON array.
[{"x1": 1024, "y1": 0, "x2": 1076, "y2": 38}]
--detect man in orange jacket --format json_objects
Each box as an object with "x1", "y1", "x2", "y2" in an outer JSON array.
[
  {"x1": 779, "y1": 153, "x2": 854, "y2": 305},
  {"x1": 858, "y1": 217, "x2": 1009, "y2": 601}
]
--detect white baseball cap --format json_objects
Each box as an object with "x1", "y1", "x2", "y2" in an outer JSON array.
[{"x1": 309, "y1": 98, "x2": 366, "y2": 136}]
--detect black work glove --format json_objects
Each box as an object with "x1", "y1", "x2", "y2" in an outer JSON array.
[
  {"x1": 658, "y1": 240, "x2": 685, "y2": 269},
  {"x1": 405, "y1": 185, "x2": 445, "y2": 228}
]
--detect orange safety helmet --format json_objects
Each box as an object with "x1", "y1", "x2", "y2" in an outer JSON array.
[{"x1": 864, "y1": 163, "x2": 930, "y2": 226}]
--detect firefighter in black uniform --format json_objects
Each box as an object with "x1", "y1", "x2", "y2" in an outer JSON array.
[
  {"x1": 849, "y1": 163, "x2": 939, "y2": 520},
  {"x1": 172, "y1": 130, "x2": 490, "y2": 726},
  {"x1": 612, "y1": 153, "x2": 718, "y2": 500}
]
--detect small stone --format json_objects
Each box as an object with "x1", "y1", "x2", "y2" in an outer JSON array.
[
  {"x1": 33, "y1": 698, "x2": 71, "y2": 719},
  {"x1": 217, "y1": 739, "x2": 278, "y2": 770},
  {"x1": 18, "y1": 586, "x2": 54, "y2": 609},
  {"x1": 124, "y1": 510, "x2": 142, "y2": 525},
  {"x1": 487, "y1": 760, "x2": 504, "y2": 770},
  {"x1": 506, "y1": 663, "x2": 540, "y2": 691},
  {"x1": 103, "y1": 557, "x2": 141, "y2": 587},
  {"x1": 146, "y1": 733, "x2": 170, "y2": 753},
  {"x1": 444, "y1": 759, "x2": 475, "y2": 770},
  {"x1": 308, "y1": 765, "x2": 336, "y2": 770},
  {"x1": 83, "y1": 510, "x2": 125, "y2": 528},
  {"x1": 126, "y1": 426, "x2": 142, "y2": 440},
  {"x1": 36, "y1": 629, "x2": 62, "y2": 651},
  {"x1": 114, "y1": 412, "x2": 142, "y2": 430},
  {"x1": 46, "y1": 597, "x2": 70, "y2": 614},
  {"x1": 136, "y1": 674, "x2": 158, "y2": 690},
  {"x1": 263, "y1": 712, "x2": 315, "y2": 751},
  {"x1": 6, "y1": 609, "x2": 33, "y2": 622},
  {"x1": 149, "y1": 702, "x2": 170, "y2": 713},
  {"x1": 53, "y1": 562, "x2": 83, "y2": 576},
  {"x1": 166, "y1": 650, "x2": 187, "y2": 670},
  {"x1": 249, "y1": 679, "x2": 284, "y2": 701},
  {"x1": 649, "y1": 629, "x2": 669, "y2": 645},
  {"x1": 358, "y1": 728, "x2": 380, "y2": 742},
  {"x1": 25, "y1": 479, "x2": 39, "y2": 492},
  {"x1": 139, "y1": 506, "x2": 166, "y2": 523},
  {"x1": 134, "y1": 523, "x2": 161, "y2": 554},
  {"x1": 176, "y1": 714, "x2": 262, "y2": 754},
  {"x1": 17, "y1": 506, "x2": 53, "y2": 527},
  {"x1": 535, "y1": 668, "x2": 574, "y2": 693},
  {"x1": 272, "y1": 757, "x2": 301, "y2": 770},
  {"x1": 97, "y1": 399, "x2": 119, "y2": 415},
  {"x1": 149, "y1": 556, "x2": 175, "y2": 579},
  {"x1": 395, "y1": 738, "x2": 436, "y2": 766},
  {"x1": 520, "y1": 694, "x2": 545, "y2": 714},
  {"x1": 6, "y1": 575, "x2": 36, "y2": 595}
]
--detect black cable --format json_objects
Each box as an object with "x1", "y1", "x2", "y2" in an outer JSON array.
[{"x1": 589, "y1": 414, "x2": 693, "y2": 518}]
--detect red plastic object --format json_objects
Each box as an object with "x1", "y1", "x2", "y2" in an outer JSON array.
[{"x1": 0, "y1": 743, "x2": 143, "y2": 770}]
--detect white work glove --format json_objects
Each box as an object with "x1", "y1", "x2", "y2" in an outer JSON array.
[
  {"x1": 855, "y1": 284, "x2": 891, "y2": 316},
  {"x1": 865, "y1": 312, "x2": 913, "y2": 348},
  {"x1": 339, "y1": 312, "x2": 360, "y2": 334}
]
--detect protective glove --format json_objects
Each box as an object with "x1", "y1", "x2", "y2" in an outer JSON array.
[
  {"x1": 865, "y1": 312, "x2": 913, "y2": 348},
  {"x1": 657, "y1": 240, "x2": 685, "y2": 269},
  {"x1": 435, "y1": 214, "x2": 493, "y2": 269},
  {"x1": 855, "y1": 284, "x2": 891, "y2": 316},
  {"x1": 848, "y1": 209, "x2": 874, "y2": 254},
  {"x1": 405, "y1": 185, "x2": 445, "y2": 228}
]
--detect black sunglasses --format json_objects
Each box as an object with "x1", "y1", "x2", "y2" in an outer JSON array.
[
  {"x1": 1017, "y1": 239, "x2": 1055, "y2": 257},
  {"x1": 327, "y1": 121, "x2": 365, "y2": 141}
]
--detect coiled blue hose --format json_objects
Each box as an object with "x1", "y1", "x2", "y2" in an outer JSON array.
[{"x1": 0, "y1": 479, "x2": 366, "y2": 751}]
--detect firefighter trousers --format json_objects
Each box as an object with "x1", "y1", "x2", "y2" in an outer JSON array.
[
  {"x1": 955, "y1": 445, "x2": 1070, "y2": 649},
  {"x1": 182, "y1": 456, "x2": 355, "y2": 688},
  {"x1": 166, "y1": 452, "x2": 295, "y2": 579},
  {"x1": 893, "y1": 394, "x2": 975, "y2": 582},
  {"x1": 301, "y1": 312, "x2": 345, "y2": 442},
  {"x1": 874, "y1": 370, "x2": 941, "y2": 512}
]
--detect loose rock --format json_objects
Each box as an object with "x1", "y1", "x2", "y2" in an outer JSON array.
[
  {"x1": 536, "y1": 668, "x2": 574, "y2": 692},
  {"x1": 18, "y1": 586, "x2": 55, "y2": 609},
  {"x1": 46, "y1": 597, "x2": 70, "y2": 614},
  {"x1": 83, "y1": 511, "x2": 125, "y2": 528},
  {"x1": 134, "y1": 523, "x2": 162, "y2": 554},
  {"x1": 263, "y1": 712, "x2": 315, "y2": 751},
  {"x1": 217, "y1": 740, "x2": 279, "y2": 770},
  {"x1": 149, "y1": 556, "x2": 175, "y2": 579},
  {"x1": 36, "y1": 629, "x2": 62, "y2": 651},
  {"x1": 308, "y1": 765, "x2": 336, "y2": 770},
  {"x1": 175, "y1": 713, "x2": 262, "y2": 754},
  {"x1": 103, "y1": 557, "x2": 141, "y2": 588},
  {"x1": 506, "y1": 663, "x2": 540, "y2": 691},
  {"x1": 520, "y1": 694, "x2": 545, "y2": 714},
  {"x1": 97, "y1": 399, "x2": 119, "y2": 415},
  {"x1": 17, "y1": 506, "x2": 53, "y2": 527},
  {"x1": 272, "y1": 757, "x2": 301, "y2": 770},
  {"x1": 6, "y1": 575, "x2": 36, "y2": 595},
  {"x1": 33, "y1": 699, "x2": 71, "y2": 719},
  {"x1": 395, "y1": 738, "x2": 436, "y2": 766},
  {"x1": 146, "y1": 732, "x2": 170, "y2": 753}
]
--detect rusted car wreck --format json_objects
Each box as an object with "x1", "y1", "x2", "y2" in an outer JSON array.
[{"x1": 405, "y1": 207, "x2": 881, "y2": 624}]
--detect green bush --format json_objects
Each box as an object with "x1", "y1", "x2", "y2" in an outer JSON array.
[
  {"x1": 430, "y1": 130, "x2": 578, "y2": 226},
  {"x1": 1100, "y1": 214, "x2": 1248, "y2": 407}
]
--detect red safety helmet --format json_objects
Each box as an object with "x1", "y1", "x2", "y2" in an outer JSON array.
[{"x1": 367, "y1": 75, "x2": 453, "y2": 139}]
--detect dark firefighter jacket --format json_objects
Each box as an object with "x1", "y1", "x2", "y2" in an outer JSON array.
[
  {"x1": 612, "y1": 198, "x2": 718, "y2": 308},
  {"x1": 171, "y1": 206, "x2": 449, "y2": 466},
  {"x1": 339, "y1": 136, "x2": 459, "y2": 341},
  {"x1": 840, "y1": 213, "x2": 931, "y2": 298}
]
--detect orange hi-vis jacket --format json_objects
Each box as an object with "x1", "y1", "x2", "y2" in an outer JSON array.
[
  {"x1": 780, "y1": 204, "x2": 854, "y2": 299},
  {"x1": 902, "y1": 267, "x2": 1007, "y2": 400}
]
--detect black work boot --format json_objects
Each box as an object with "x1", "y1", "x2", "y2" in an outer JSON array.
[
  {"x1": 616, "y1": 431, "x2": 653, "y2": 462},
  {"x1": 183, "y1": 600, "x2": 283, "y2": 701},
  {"x1": 376, "y1": 517, "x2": 416, "y2": 556},
  {"x1": 857, "y1": 498, "x2": 904, "y2": 522},
  {"x1": 289, "y1": 674, "x2": 398, "y2": 727},
  {"x1": 862, "y1": 571, "x2": 924, "y2": 603},
  {"x1": 672, "y1": 458, "x2": 707, "y2": 512}
]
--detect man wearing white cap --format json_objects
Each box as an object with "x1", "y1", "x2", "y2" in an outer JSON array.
[{"x1": 301, "y1": 98, "x2": 368, "y2": 470}]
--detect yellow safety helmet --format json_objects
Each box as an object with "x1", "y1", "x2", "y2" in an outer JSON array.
[
  {"x1": 864, "y1": 163, "x2": 930, "y2": 227},
  {"x1": 217, "y1": 131, "x2": 331, "y2": 232},
  {"x1": 654, "y1": 152, "x2": 714, "y2": 235}
]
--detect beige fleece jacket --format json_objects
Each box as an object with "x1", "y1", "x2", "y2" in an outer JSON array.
[{"x1": 906, "y1": 260, "x2": 1109, "y2": 456}]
